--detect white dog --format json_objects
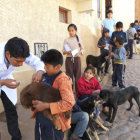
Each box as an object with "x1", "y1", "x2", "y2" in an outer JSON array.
[{"x1": 133, "y1": 40, "x2": 140, "y2": 54}]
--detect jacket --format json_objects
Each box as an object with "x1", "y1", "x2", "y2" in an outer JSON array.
[
  {"x1": 76, "y1": 76, "x2": 102, "y2": 98},
  {"x1": 50, "y1": 72, "x2": 75, "y2": 132}
]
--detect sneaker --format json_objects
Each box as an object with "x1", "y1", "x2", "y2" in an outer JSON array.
[
  {"x1": 120, "y1": 87, "x2": 125, "y2": 89},
  {"x1": 104, "y1": 72, "x2": 109, "y2": 75},
  {"x1": 69, "y1": 133, "x2": 82, "y2": 140},
  {"x1": 128, "y1": 57, "x2": 132, "y2": 59},
  {"x1": 111, "y1": 85, "x2": 117, "y2": 90}
]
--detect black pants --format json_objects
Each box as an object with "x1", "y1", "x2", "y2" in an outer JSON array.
[
  {"x1": 0, "y1": 90, "x2": 21, "y2": 140},
  {"x1": 112, "y1": 64, "x2": 126, "y2": 88},
  {"x1": 100, "y1": 49, "x2": 110, "y2": 73}
]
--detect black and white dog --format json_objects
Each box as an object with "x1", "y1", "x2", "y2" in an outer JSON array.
[{"x1": 78, "y1": 95, "x2": 109, "y2": 140}]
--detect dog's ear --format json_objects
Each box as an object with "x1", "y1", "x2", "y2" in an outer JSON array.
[
  {"x1": 101, "y1": 50, "x2": 109, "y2": 58},
  {"x1": 99, "y1": 89, "x2": 111, "y2": 100},
  {"x1": 88, "y1": 95, "x2": 98, "y2": 105}
]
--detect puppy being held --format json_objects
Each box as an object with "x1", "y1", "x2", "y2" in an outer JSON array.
[
  {"x1": 100, "y1": 86, "x2": 140, "y2": 123},
  {"x1": 20, "y1": 82, "x2": 71, "y2": 130}
]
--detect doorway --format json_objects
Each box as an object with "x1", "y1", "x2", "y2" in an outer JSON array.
[{"x1": 105, "y1": 0, "x2": 112, "y2": 17}]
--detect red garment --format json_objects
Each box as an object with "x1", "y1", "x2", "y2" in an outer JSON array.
[{"x1": 76, "y1": 76, "x2": 102, "y2": 98}]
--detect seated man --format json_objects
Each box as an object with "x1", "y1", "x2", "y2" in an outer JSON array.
[{"x1": 70, "y1": 103, "x2": 89, "y2": 140}]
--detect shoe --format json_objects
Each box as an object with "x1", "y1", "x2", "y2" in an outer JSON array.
[
  {"x1": 128, "y1": 57, "x2": 132, "y2": 59},
  {"x1": 69, "y1": 133, "x2": 82, "y2": 140},
  {"x1": 112, "y1": 84, "x2": 117, "y2": 87},
  {"x1": 111, "y1": 85, "x2": 117, "y2": 90},
  {"x1": 120, "y1": 87, "x2": 125, "y2": 89},
  {"x1": 104, "y1": 72, "x2": 109, "y2": 75}
]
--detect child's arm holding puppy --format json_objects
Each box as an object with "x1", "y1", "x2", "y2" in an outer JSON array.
[
  {"x1": 49, "y1": 77, "x2": 75, "y2": 114},
  {"x1": 32, "y1": 76, "x2": 75, "y2": 114}
]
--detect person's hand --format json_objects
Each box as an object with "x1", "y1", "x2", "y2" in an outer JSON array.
[
  {"x1": 1, "y1": 79, "x2": 20, "y2": 89},
  {"x1": 110, "y1": 52, "x2": 114, "y2": 57},
  {"x1": 105, "y1": 56, "x2": 109, "y2": 60},
  {"x1": 67, "y1": 51, "x2": 71, "y2": 55},
  {"x1": 92, "y1": 90, "x2": 100, "y2": 95},
  {"x1": 32, "y1": 70, "x2": 44, "y2": 82},
  {"x1": 75, "y1": 52, "x2": 81, "y2": 57},
  {"x1": 32, "y1": 100, "x2": 50, "y2": 111}
]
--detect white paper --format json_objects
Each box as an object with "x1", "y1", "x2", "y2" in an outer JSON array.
[
  {"x1": 71, "y1": 48, "x2": 79, "y2": 57},
  {"x1": 104, "y1": 43, "x2": 109, "y2": 50},
  {"x1": 64, "y1": 44, "x2": 71, "y2": 52}
]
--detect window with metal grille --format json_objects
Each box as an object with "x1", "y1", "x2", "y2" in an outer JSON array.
[{"x1": 34, "y1": 43, "x2": 48, "y2": 58}]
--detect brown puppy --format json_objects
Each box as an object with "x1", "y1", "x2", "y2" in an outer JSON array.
[{"x1": 20, "y1": 82, "x2": 71, "y2": 130}]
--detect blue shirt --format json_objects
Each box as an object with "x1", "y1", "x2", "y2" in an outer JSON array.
[
  {"x1": 134, "y1": 25, "x2": 140, "y2": 31},
  {"x1": 101, "y1": 18, "x2": 116, "y2": 36},
  {"x1": 110, "y1": 30, "x2": 127, "y2": 52},
  {"x1": 114, "y1": 46, "x2": 126, "y2": 64}
]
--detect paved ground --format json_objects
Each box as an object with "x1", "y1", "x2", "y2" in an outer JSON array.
[
  {"x1": 0, "y1": 54, "x2": 140, "y2": 140},
  {"x1": 98, "y1": 54, "x2": 140, "y2": 140}
]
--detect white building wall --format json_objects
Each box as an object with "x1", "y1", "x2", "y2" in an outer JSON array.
[{"x1": 112, "y1": 0, "x2": 135, "y2": 31}]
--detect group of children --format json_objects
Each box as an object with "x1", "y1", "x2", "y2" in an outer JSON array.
[
  {"x1": 32, "y1": 20, "x2": 136, "y2": 140},
  {"x1": 31, "y1": 20, "x2": 128, "y2": 140},
  {"x1": 0, "y1": 20, "x2": 138, "y2": 140},
  {"x1": 31, "y1": 24, "x2": 104, "y2": 140}
]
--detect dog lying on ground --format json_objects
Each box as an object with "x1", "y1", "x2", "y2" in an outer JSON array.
[
  {"x1": 20, "y1": 82, "x2": 71, "y2": 130},
  {"x1": 99, "y1": 86, "x2": 140, "y2": 123},
  {"x1": 86, "y1": 49, "x2": 109, "y2": 81},
  {"x1": 78, "y1": 95, "x2": 109, "y2": 140}
]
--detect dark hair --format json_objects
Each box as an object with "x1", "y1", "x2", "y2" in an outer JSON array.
[
  {"x1": 68, "y1": 24, "x2": 77, "y2": 31},
  {"x1": 135, "y1": 20, "x2": 139, "y2": 23},
  {"x1": 107, "y1": 10, "x2": 113, "y2": 15},
  {"x1": 84, "y1": 66, "x2": 96, "y2": 74},
  {"x1": 115, "y1": 36, "x2": 125, "y2": 45},
  {"x1": 41, "y1": 49, "x2": 63, "y2": 66},
  {"x1": 68, "y1": 24, "x2": 81, "y2": 48},
  {"x1": 107, "y1": 6, "x2": 112, "y2": 9},
  {"x1": 116, "y1": 21, "x2": 123, "y2": 28},
  {"x1": 5, "y1": 37, "x2": 30, "y2": 58},
  {"x1": 130, "y1": 23, "x2": 135, "y2": 27}
]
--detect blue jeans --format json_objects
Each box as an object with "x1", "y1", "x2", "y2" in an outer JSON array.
[
  {"x1": 112, "y1": 64, "x2": 126, "y2": 88},
  {"x1": 71, "y1": 111, "x2": 89, "y2": 137},
  {"x1": 35, "y1": 112, "x2": 64, "y2": 140},
  {"x1": 125, "y1": 39, "x2": 134, "y2": 58},
  {"x1": 128, "y1": 39, "x2": 134, "y2": 58}
]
